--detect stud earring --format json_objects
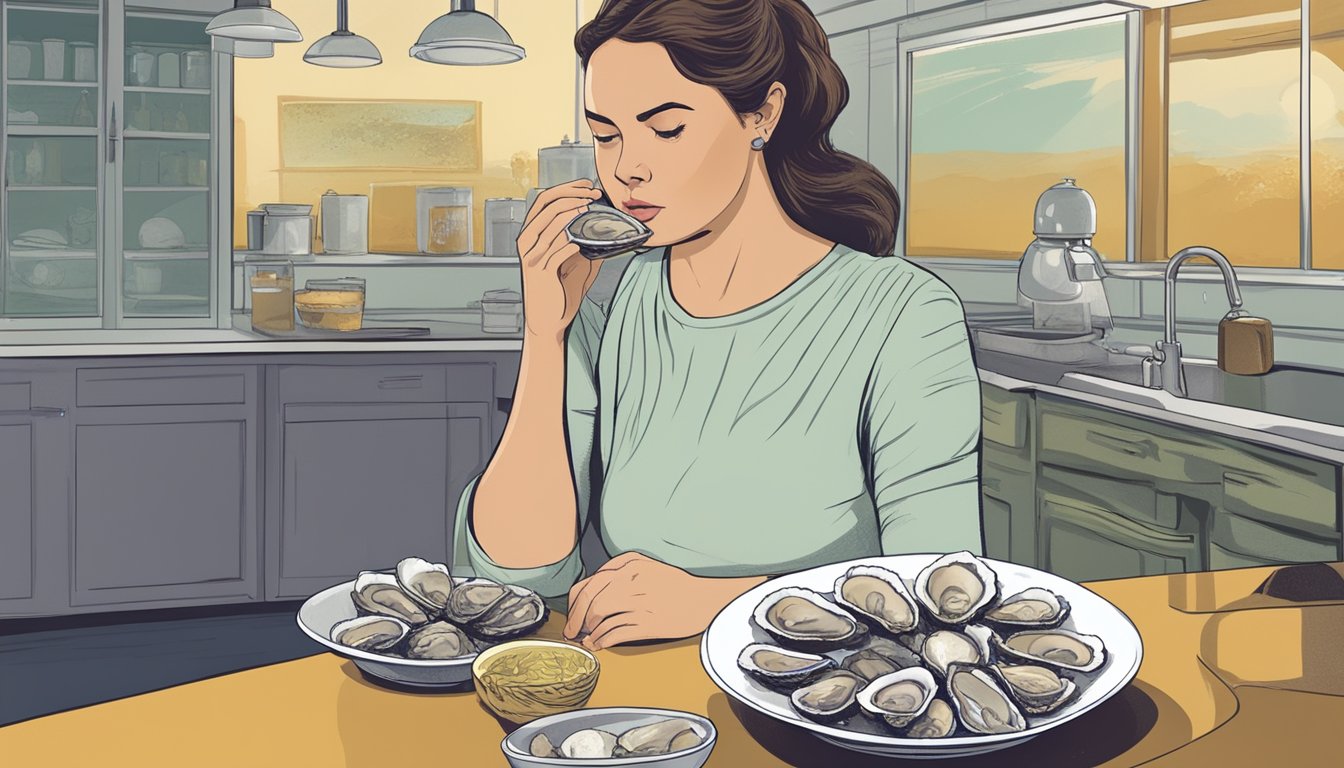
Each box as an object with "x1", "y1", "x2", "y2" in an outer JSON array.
[{"x1": 751, "y1": 136, "x2": 767, "y2": 150}]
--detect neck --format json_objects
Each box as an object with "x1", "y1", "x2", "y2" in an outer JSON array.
[{"x1": 668, "y1": 155, "x2": 832, "y2": 300}]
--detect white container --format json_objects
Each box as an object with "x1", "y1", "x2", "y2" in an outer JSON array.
[
  {"x1": 481, "y1": 289, "x2": 523, "y2": 334},
  {"x1": 41, "y1": 39, "x2": 65, "y2": 81},
  {"x1": 182, "y1": 51, "x2": 209, "y2": 89},
  {"x1": 71, "y1": 42, "x2": 96, "y2": 82},
  {"x1": 8, "y1": 41, "x2": 33, "y2": 79},
  {"x1": 416, "y1": 186, "x2": 472, "y2": 255},
  {"x1": 320, "y1": 190, "x2": 369, "y2": 255},
  {"x1": 157, "y1": 52, "x2": 180, "y2": 87},
  {"x1": 263, "y1": 212, "x2": 314, "y2": 256},
  {"x1": 484, "y1": 198, "x2": 526, "y2": 257},
  {"x1": 537, "y1": 136, "x2": 596, "y2": 188},
  {"x1": 128, "y1": 49, "x2": 155, "y2": 86}
]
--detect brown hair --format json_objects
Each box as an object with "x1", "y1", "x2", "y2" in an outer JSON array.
[{"x1": 576, "y1": 0, "x2": 901, "y2": 256}]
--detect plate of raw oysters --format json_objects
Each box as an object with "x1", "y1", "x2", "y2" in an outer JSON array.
[
  {"x1": 699, "y1": 551, "x2": 1142, "y2": 759},
  {"x1": 296, "y1": 556, "x2": 549, "y2": 688}
]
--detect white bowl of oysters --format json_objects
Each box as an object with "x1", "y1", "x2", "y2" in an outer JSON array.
[
  {"x1": 700, "y1": 552, "x2": 1142, "y2": 760},
  {"x1": 296, "y1": 556, "x2": 549, "y2": 689}
]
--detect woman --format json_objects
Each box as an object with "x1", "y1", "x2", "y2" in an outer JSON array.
[{"x1": 452, "y1": 0, "x2": 982, "y2": 650}]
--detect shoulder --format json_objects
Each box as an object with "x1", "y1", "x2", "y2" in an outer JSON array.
[{"x1": 832, "y1": 248, "x2": 966, "y2": 327}]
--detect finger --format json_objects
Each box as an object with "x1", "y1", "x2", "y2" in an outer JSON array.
[
  {"x1": 520, "y1": 188, "x2": 602, "y2": 246},
  {"x1": 584, "y1": 615, "x2": 648, "y2": 651},
  {"x1": 564, "y1": 571, "x2": 616, "y2": 639},
  {"x1": 522, "y1": 201, "x2": 592, "y2": 267},
  {"x1": 580, "y1": 584, "x2": 634, "y2": 637},
  {"x1": 523, "y1": 179, "x2": 599, "y2": 227},
  {"x1": 543, "y1": 242, "x2": 584, "y2": 274},
  {"x1": 595, "y1": 551, "x2": 646, "y2": 574}
]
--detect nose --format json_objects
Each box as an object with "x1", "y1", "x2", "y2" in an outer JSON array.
[{"x1": 614, "y1": 145, "x2": 651, "y2": 189}]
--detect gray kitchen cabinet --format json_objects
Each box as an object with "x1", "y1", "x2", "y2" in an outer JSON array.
[
  {"x1": 1038, "y1": 490, "x2": 1198, "y2": 583},
  {"x1": 266, "y1": 362, "x2": 495, "y2": 600},
  {"x1": 68, "y1": 364, "x2": 261, "y2": 609},
  {"x1": 980, "y1": 383, "x2": 1036, "y2": 566},
  {"x1": 0, "y1": 368, "x2": 71, "y2": 618}
]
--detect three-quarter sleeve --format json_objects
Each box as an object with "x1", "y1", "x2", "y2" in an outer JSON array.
[
  {"x1": 863, "y1": 277, "x2": 984, "y2": 556},
  {"x1": 449, "y1": 293, "x2": 607, "y2": 599}
]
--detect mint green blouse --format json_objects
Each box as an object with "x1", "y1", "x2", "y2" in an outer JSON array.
[{"x1": 451, "y1": 243, "x2": 983, "y2": 599}]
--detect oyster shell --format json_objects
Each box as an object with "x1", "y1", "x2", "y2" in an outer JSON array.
[
  {"x1": 789, "y1": 670, "x2": 865, "y2": 722},
  {"x1": 945, "y1": 662, "x2": 1027, "y2": 735},
  {"x1": 920, "y1": 625, "x2": 994, "y2": 678},
  {"x1": 529, "y1": 733, "x2": 558, "y2": 758},
  {"x1": 856, "y1": 667, "x2": 937, "y2": 729},
  {"x1": 404, "y1": 620, "x2": 476, "y2": 660},
  {"x1": 997, "y1": 629, "x2": 1106, "y2": 673},
  {"x1": 468, "y1": 584, "x2": 548, "y2": 640},
  {"x1": 559, "y1": 729, "x2": 618, "y2": 759},
  {"x1": 613, "y1": 718, "x2": 703, "y2": 757},
  {"x1": 737, "y1": 643, "x2": 837, "y2": 688},
  {"x1": 443, "y1": 578, "x2": 510, "y2": 624},
  {"x1": 993, "y1": 663, "x2": 1078, "y2": 714},
  {"x1": 330, "y1": 614, "x2": 410, "y2": 652},
  {"x1": 565, "y1": 204, "x2": 653, "y2": 259},
  {"x1": 984, "y1": 587, "x2": 1069, "y2": 629},
  {"x1": 906, "y1": 698, "x2": 956, "y2": 739},
  {"x1": 351, "y1": 571, "x2": 431, "y2": 626},
  {"x1": 914, "y1": 551, "x2": 1000, "y2": 625},
  {"x1": 394, "y1": 557, "x2": 455, "y2": 614},
  {"x1": 833, "y1": 565, "x2": 920, "y2": 634},
  {"x1": 752, "y1": 588, "x2": 866, "y2": 651},
  {"x1": 840, "y1": 649, "x2": 907, "y2": 682}
]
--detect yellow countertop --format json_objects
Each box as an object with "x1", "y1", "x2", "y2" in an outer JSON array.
[{"x1": 3, "y1": 564, "x2": 1342, "y2": 767}]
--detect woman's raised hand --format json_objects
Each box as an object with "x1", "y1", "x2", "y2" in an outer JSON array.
[{"x1": 516, "y1": 179, "x2": 606, "y2": 341}]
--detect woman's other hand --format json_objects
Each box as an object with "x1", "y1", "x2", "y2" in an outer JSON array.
[
  {"x1": 562, "y1": 552, "x2": 768, "y2": 650},
  {"x1": 517, "y1": 179, "x2": 605, "y2": 341}
]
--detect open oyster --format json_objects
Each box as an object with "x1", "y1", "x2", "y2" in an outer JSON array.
[
  {"x1": 997, "y1": 629, "x2": 1106, "y2": 673},
  {"x1": 404, "y1": 621, "x2": 476, "y2": 660},
  {"x1": 920, "y1": 625, "x2": 994, "y2": 678},
  {"x1": 841, "y1": 649, "x2": 910, "y2": 682},
  {"x1": 856, "y1": 667, "x2": 938, "y2": 729},
  {"x1": 946, "y1": 662, "x2": 1028, "y2": 735},
  {"x1": 351, "y1": 571, "x2": 431, "y2": 626},
  {"x1": 993, "y1": 663, "x2": 1078, "y2": 714},
  {"x1": 443, "y1": 578, "x2": 511, "y2": 624},
  {"x1": 790, "y1": 670, "x2": 865, "y2": 722},
  {"x1": 565, "y1": 204, "x2": 653, "y2": 260},
  {"x1": 394, "y1": 557, "x2": 455, "y2": 614},
  {"x1": 613, "y1": 718, "x2": 703, "y2": 757},
  {"x1": 914, "y1": 551, "x2": 1000, "y2": 626},
  {"x1": 738, "y1": 643, "x2": 837, "y2": 688},
  {"x1": 984, "y1": 587, "x2": 1070, "y2": 629},
  {"x1": 330, "y1": 615, "x2": 410, "y2": 652},
  {"x1": 752, "y1": 588, "x2": 866, "y2": 651},
  {"x1": 833, "y1": 565, "x2": 920, "y2": 634},
  {"x1": 559, "y1": 729, "x2": 619, "y2": 759},
  {"x1": 468, "y1": 584, "x2": 548, "y2": 640},
  {"x1": 906, "y1": 698, "x2": 956, "y2": 739}
]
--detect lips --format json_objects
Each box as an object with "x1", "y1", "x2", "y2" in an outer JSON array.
[{"x1": 622, "y1": 198, "x2": 663, "y2": 223}]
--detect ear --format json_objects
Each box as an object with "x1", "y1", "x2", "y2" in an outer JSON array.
[{"x1": 750, "y1": 81, "x2": 788, "y2": 141}]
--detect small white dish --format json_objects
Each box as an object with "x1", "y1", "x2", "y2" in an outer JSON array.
[{"x1": 502, "y1": 707, "x2": 717, "y2": 768}]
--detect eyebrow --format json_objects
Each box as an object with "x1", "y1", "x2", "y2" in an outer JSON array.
[{"x1": 584, "y1": 101, "x2": 694, "y2": 126}]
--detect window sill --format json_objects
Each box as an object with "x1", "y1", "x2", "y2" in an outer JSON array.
[{"x1": 908, "y1": 257, "x2": 1344, "y2": 288}]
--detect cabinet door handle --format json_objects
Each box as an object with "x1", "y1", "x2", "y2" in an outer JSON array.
[
  {"x1": 377, "y1": 375, "x2": 423, "y2": 390},
  {"x1": 108, "y1": 103, "x2": 119, "y2": 163},
  {"x1": 1085, "y1": 429, "x2": 1154, "y2": 459},
  {"x1": 0, "y1": 407, "x2": 66, "y2": 418}
]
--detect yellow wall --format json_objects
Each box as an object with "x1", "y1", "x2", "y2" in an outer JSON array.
[{"x1": 232, "y1": 0, "x2": 602, "y2": 251}]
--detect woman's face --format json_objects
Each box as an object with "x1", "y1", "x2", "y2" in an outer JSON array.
[{"x1": 585, "y1": 39, "x2": 762, "y2": 247}]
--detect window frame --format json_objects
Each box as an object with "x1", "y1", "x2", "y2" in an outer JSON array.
[{"x1": 895, "y1": 0, "x2": 1329, "y2": 277}]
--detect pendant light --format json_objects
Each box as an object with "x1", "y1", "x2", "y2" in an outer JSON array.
[
  {"x1": 212, "y1": 37, "x2": 276, "y2": 59},
  {"x1": 410, "y1": 0, "x2": 525, "y2": 65},
  {"x1": 305, "y1": 0, "x2": 381, "y2": 68},
  {"x1": 205, "y1": 0, "x2": 302, "y2": 44}
]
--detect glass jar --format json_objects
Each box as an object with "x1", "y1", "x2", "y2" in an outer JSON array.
[
  {"x1": 481, "y1": 288, "x2": 522, "y2": 334},
  {"x1": 416, "y1": 186, "x2": 472, "y2": 255},
  {"x1": 246, "y1": 259, "x2": 295, "y2": 333},
  {"x1": 295, "y1": 277, "x2": 365, "y2": 331},
  {"x1": 484, "y1": 198, "x2": 526, "y2": 257}
]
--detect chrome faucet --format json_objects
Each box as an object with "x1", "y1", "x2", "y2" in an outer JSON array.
[{"x1": 1142, "y1": 246, "x2": 1244, "y2": 397}]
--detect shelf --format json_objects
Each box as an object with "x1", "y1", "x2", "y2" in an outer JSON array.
[
  {"x1": 124, "y1": 249, "x2": 208, "y2": 261},
  {"x1": 6, "y1": 249, "x2": 96, "y2": 260},
  {"x1": 6, "y1": 125, "x2": 97, "y2": 137},
  {"x1": 5, "y1": 2, "x2": 98, "y2": 15},
  {"x1": 4, "y1": 185, "x2": 96, "y2": 191},
  {"x1": 5, "y1": 79, "x2": 100, "y2": 88},
  {"x1": 122, "y1": 130, "x2": 209, "y2": 140},
  {"x1": 125, "y1": 186, "x2": 207, "y2": 193},
  {"x1": 125, "y1": 86, "x2": 209, "y2": 96}
]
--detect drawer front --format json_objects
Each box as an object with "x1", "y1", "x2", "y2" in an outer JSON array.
[
  {"x1": 77, "y1": 366, "x2": 250, "y2": 407},
  {"x1": 1039, "y1": 493, "x2": 1198, "y2": 582},
  {"x1": 1040, "y1": 465, "x2": 1181, "y2": 531},
  {"x1": 1222, "y1": 460, "x2": 1336, "y2": 536},
  {"x1": 1210, "y1": 512, "x2": 1340, "y2": 565},
  {"x1": 981, "y1": 384, "x2": 1027, "y2": 449},
  {"x1": 279, "y1": 364, "x2": 449, "y2": 403}
]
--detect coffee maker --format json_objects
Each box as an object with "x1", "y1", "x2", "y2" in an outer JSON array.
[{"x1": 1017, "y1": 178, "x2": 1113, "y2": 334}]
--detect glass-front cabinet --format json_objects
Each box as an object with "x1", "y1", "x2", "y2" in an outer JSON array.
[{"x1": 1, "y1": 0, "x2": 230, "y2": 329}]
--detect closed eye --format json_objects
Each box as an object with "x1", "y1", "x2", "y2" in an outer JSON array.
[
  {"x1": 654, "y1": 125, "x2": 685, "y2": 140},
  {"x1": 594, "y1": 133, "x2": 619, "y2": 144}
]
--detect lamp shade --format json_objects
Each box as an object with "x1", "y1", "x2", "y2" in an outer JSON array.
[
  {"x1": 205, "y1": 1, "x2": 302, "y2": 43},
  {"x1": 410, "y1": 7, "x2": 525, "y2": 65},
  {"x1": 211, "y1": 37, "x2": 276, "y2": 58},
  {"x1": 305, "y1": 30, "x2": 382, "y2": 67}
]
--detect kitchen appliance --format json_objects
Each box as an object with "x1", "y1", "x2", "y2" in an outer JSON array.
[
  {"x1": 157, "y1": 51, "x2": 181, "y2": 87},
  {"x1": 484, "y1": 198, "x2": 525, "y2": 257},
  {"x1": 1017, "y1": 178, "x2": 1112, "y2": 334},
  {"x1": 41, "y1": 39, "x2": 65, "y2": 80},
  {"x1": 319, "y1": 190, "x2": 369, "y2": 254},
  {"x1": 416, "y1": 186, "x2": 472, "y2": 254},
  {"x1": 246, "y1": 258, "x2": 294, "y2": 332},
  {"x1": 537, "y1": 135, "x2": 596, "y2": 188},
  {"x1": 262, "y1": 203, "x2": 314, "y2": 255},
  {"x1": 71, "y1": 42, "x2": 96, "y2": 82}
]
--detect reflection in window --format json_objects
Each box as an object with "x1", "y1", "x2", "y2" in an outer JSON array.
[
  {"x1": 1312, "y1": 2, "x2": 1344, "y2": 270},
  {"x1": 907, "y1": 18, "x2": 1127, "y2": 261},
  {"x1": 1166, "y1": 0, "x2": 1301, "y2": 268}
]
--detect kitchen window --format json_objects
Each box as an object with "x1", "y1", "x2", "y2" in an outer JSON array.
[{"x1": 899, "y1": 0, "x2": 1343, "y2": 272}]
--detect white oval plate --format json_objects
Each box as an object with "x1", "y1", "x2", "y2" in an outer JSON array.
[{"x1": 699, "y1": 554, "x2": 1142, "y2": 760}]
